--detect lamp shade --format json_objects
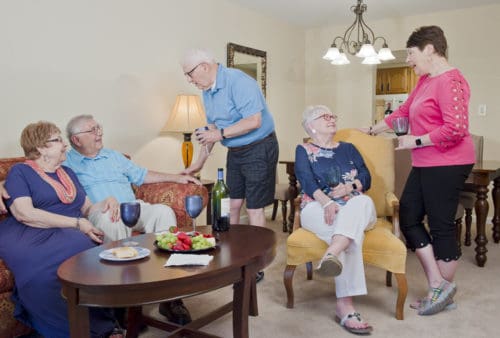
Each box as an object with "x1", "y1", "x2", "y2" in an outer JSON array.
[
  {"x1": 162, "y1": 94, "x2": 207, "y2": 133},
  {"x1": 362, "y1": 56, "x2": 381, "y2": 65},
  {"x1": 331, "y1": 53, "x2": 350, "y2": 65},
  {"x1": 323, "y1": 47, "x2": 341, "y2": 61},
  {"x1": 162, "y1": 94, "x2": 207, "y2": 169},
  {"x1": 378, "y1": 47, "x2": 396, "y2": 61},
  {"x1": 355, "y1": 44, "x2": 377, "y2": 58}
]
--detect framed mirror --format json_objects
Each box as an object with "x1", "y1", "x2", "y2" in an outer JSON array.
[{"x1": 227, "y1": 43, "x2": 267, "y2": 97}]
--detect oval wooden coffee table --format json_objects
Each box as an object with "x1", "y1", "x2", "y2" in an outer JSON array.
[{"x1": 57, "y1": 225, "x2": 277, "y2": 338}]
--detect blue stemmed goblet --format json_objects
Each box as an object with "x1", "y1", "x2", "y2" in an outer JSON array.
[
  {"x1": 185, "y1": 195, "x2": 203, "y2": 234},
  {"x1": 120, "y1": 202, "x2": 141, "y2": 246},
  {"x1": 327, "y1": 166, "x2": 341, "y2": 189}
]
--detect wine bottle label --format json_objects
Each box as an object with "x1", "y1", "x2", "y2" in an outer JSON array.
[{"x1": 220, "y1": 197, "x2": 230, "y2": 217}]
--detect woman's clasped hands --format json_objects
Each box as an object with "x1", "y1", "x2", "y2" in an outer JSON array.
[{"x1": 328, "y1": 182, "x2": 351, "y2": 200}]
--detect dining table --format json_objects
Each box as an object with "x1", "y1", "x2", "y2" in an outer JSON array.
[
  {"x1": 468, "y1": 160, "x2": 500, "y2": 267},
  {"x1": 280, "y1": 159, "x2": 500, "y2": 267}
]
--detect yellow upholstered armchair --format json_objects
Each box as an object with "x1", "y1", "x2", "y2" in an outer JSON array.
[{"x1": 283, "y1": 129, "x2": 408, "y2": 320}]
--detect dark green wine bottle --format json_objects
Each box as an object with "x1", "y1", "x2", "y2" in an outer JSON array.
[{"x1": 212, "y1": 168, "x2": 230, "y2": 232}]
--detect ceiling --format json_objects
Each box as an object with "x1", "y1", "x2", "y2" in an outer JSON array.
[{"x1": 228, "y1": 0, "x2": 499, "y2": 28}]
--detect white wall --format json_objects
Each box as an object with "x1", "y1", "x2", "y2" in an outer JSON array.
[
  {"x1": 0, "y1": 0, "x2": 305, "y2": 184},
  {"x1": 2, "y1": 0, "x2": 498, "y2": 191},
  {"x1": 305, "y1": 4, "x2": 500, "y2": 161}
]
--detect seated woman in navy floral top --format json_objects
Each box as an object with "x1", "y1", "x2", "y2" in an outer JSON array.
[{"x1": 295, "y1": 105, "x2": 376, "y2": 335}]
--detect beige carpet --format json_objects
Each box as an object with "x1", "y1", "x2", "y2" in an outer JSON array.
[{"x1": 140, "y1": 214, "x2": 500, "y2": 338}]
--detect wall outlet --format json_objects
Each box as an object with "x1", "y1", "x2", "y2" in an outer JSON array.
[{"x1": 478, "y1": 104, "x2": 487, "y2": 116}]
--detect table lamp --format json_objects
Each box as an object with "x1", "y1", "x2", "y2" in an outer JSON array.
[{"x1": 162, "y1": 94, "x2": 207, "y2": 168}]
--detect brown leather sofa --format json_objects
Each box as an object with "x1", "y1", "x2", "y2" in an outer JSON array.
[{"x1": 0, "y1": 156, "x2": 208, "y2": 337}]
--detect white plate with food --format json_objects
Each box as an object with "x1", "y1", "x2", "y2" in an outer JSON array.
[{"x1": 99, "y1": 246, "x2": 150, "y2": 262}]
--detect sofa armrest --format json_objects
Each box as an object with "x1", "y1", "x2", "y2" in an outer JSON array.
[
  {"x1": 0, "y1": 260, "x2": 14, "y2": 294},
  {"x1": 133, "y1": 182, "x2": 208, "y2": 230}
]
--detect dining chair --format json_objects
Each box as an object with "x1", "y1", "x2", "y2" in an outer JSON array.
[
  {"x1": 272, "y1": 183, "x2": 295, "y2": 233},
  {"x1": 283, "y1": 129, "x2": 408, "y2": 320},
  {"x1": 459, "y1": 134, "x2": 484, "y2": 246}
]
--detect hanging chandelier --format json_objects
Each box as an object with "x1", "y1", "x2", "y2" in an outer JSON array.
[{"x1": 323, "y1": 0, "x2": 395, "y2": 65}]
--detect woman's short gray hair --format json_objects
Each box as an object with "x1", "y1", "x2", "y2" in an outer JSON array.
[{"x1": 301, "y1": 105, "x2": 333, "y2": 135}]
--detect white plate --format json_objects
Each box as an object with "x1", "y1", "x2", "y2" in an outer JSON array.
[{"x1": 99, "y1": 247, "x2": 150, "y2": 262}]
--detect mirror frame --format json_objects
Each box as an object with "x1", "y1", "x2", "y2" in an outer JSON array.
[{"x1": 227, "y1": 42, "x2": 267, "y2": 97}]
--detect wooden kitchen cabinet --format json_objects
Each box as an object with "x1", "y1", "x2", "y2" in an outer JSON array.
[{"x1": 376, "y1": 67, "x2": 417, "y2": 95}]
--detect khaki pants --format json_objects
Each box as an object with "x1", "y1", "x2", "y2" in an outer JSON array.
[{"x1": 89, "y1": 200, "x2": 176, "y2": 242}]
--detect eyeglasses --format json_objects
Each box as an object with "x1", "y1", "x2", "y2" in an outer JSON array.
[
  {"x1": 315, "y1": 114, "x2": 338, "y2": 122},
  {"x1": 184, "y1": 63, "x2": 202, "y2": 78},
  {"x1": 73, "y1": 125, "x2": 103, "y2": 136},
  {"x1": 46, "y1": 136, "x2": 63, "y2": 143}
]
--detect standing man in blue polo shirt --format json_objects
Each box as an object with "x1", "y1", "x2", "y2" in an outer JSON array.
[{"x1": 181, "y1": 49, "x2": 279, "y2": 261}]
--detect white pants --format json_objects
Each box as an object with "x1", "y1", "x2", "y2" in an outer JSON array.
[
  {"x1": 301, "y1": 195, "x2": 376, "y2": 298},
  {"x1": 89, "y1": 200, "x2": 176, "y2": 242}
]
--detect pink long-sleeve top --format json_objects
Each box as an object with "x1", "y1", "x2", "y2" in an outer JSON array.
[{"x1": 385, "y1": 68, "x2": 475, "y2": 167}]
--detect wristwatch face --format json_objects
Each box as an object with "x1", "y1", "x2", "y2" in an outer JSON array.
[{"x1": 415, "y1": 138, "x2": 422, "y2": 146}]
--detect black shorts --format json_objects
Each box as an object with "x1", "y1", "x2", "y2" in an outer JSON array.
[{"x1": 226, "y1": 132, "x2": 279, "y2": 209}]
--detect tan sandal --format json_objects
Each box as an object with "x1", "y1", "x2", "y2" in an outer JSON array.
[
  {"x1": 335, "y1": 312, "x2": 373, "y2": 335},
  {"x1": 316, "y1": 253, "x2": 342, "y2": 277}
]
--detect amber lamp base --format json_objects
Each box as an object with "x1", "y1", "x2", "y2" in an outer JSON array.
[{"x1": 182, "y1": 133, "x2": 194, "y2": 169}]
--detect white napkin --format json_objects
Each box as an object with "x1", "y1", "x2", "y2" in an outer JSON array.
[{"x1": 165, "y1": 254, "x2": 214, "y2": 266}]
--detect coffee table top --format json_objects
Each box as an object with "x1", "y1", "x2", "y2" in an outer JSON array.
[{"x1": 57, "y1": 225, "x2": 276, "y2": 293}]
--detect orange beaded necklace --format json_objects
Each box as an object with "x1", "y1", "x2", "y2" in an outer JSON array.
[{"x1": 25, "y1": 160, "x2": 77, "y2": 204}]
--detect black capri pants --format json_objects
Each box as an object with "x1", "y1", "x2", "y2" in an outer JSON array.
[{"x1": 400, "y1": 164, "x2": 473, "y2": 261}]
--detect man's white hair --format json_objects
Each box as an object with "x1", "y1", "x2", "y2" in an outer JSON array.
[
  {"x1": 66, "y1": 114, "x2": 95, "y2": 148},
  {"x1": 181, "y1": 48, "x2": 216, "y2": 68}
]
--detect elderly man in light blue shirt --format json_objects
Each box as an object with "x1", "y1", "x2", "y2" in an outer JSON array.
[
  {"x1": 64, "y1": 114, "x2": 201, "y2": 325},
  {"x1": 64, "y1": 114, "x2": 201, "y2": 242}
]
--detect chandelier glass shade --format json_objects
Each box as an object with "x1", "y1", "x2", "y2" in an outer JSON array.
[{"x1": 323, "y1": 0, "x2": 395, "y2": 65}]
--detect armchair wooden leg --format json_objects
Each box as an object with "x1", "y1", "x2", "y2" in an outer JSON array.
[
  {"x1": 281, "y1": 200, "x2": 288, "y2": 233},
  {"x1": 306, "y1": 262, "x2": 313, "y2": 280},
  {"x1": 271, "y1": 200, "x2": 278, "y2": 221},
  {"x1": 284, "y1": 265, "x2": 297, "y2": 308},
  {"x1": 386, "y1": 271, "x2": 392, "y2": 287},
  {"x1": 394, "y1": 273, "x2": 408, "y2": 320}
]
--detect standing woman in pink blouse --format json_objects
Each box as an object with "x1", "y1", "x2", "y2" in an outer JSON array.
[{"x1": 365, "y1": 26, "x2": 475, "y2": 316}]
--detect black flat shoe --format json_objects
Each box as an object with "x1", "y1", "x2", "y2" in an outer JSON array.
[
  {"x1": 159, "y1": 299, "x2": 192, "y2": 325},
  {"x1": 256, "y1": 271, "x2": 265, "y2": 283}
]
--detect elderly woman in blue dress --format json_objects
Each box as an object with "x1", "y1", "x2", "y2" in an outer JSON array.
[
  {"x1": 295, "y1": 105, "x2": 376, "y2": 335},
  {"x1": 0, "y1": 121, "x2": 122, "y2": 337}
]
